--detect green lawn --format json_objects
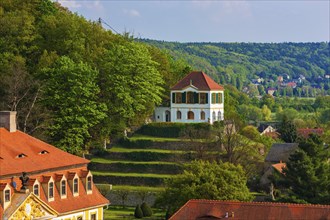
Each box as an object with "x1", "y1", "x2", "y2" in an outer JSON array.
[
  {"x1": 92, "y1": 171, "x2": 174, "y2": 178},
  {"x1": 104, "y1": 206, "x2": 165, "y2": 220},
  {"x1": 91, "y1": 158, "x2": 178, "y2": 165}
]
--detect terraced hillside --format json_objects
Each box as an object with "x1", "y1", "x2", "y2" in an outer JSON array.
[
  {"x1": 90, "y1": 136, "x2": 216, "y2": 187},
  {"x1": 90, "y1": 134, "x2": 219, "y2": 191}
]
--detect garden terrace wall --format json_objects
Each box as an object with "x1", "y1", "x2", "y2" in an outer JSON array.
[
  {"x1": 93, "y1": 175, "x2": 165, "y2": 186},
  {"x1": 101, "y1": 151, "x2": 197, "y2": 162}
]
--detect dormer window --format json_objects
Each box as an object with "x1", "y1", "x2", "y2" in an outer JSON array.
[
  {"x1": 4, "y1": 189, "x2": 10, "y2": 202},
  {"x1": 49, "y1": 182, "x2": 54, "y2": 199},
  {"x1": 39, "y1": 150, "x2": 49, "y2": 155},
  {"x1": 73, "y1": 178, "x2": 79, "y2": 195},
  {"x1": 87, "y1": 176, "x2": 92, "y2": 191},
  {"x1": 33, "y1": 184, "x2": 39, "y2": 196},
  {"x1": 17, "y1": 153, "x2": 27, "y2": 158},
  {"x1": 61, "y1": 180, "x2": 66, "y2": 196}
]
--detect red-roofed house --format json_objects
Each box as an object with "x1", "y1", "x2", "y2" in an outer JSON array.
[
  {"x1": 0, "y1": 111, "x2": 109, "y2": 220},
  {"x1": 297, "y1": 128, "x2": 324, "y2": 139},
  {"x1": 154, "y1": 71, "x2": 225, "y2": 124},
  {"x1": 170, "y1": 199, "x2": 330, "y2": 220}
]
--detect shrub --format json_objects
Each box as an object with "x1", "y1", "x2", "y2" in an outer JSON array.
[
  {"x1": 137, "y1": 122, "x2": 211, "y2": 138},
  {"x1": 141, "y1": 202, "x2": 153, "y2": 217},
  {"x1": 134, "y1": 204, "x2": 143, "y2": 218}
]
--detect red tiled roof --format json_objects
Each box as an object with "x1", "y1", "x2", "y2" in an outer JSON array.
[
  {"x1": 297, "y1": 128, "x2": 324, "y2": 139},
  {"x1": 0, "y1": 168, "x2": 109, "y2": 216},
  {"x1": 272, "y1": 162, "x2": 286, "y2": 174},
  {"x1": 171, "y1": 71, "x2": 224, "y2": 91},
  {"x1": 0, "y1": 128, "x2": 89, "y2": 177},
  {"x1": 170, "y1": 200, "x2": 330, "y2": 220}
]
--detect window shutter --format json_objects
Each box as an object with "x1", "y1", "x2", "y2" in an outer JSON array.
[
  {"x1": 216, "y1": 93, "x2": 219, "y2": 103},
  {"x1": 172, "y1": 93, "x2": 175, "y2": 103},
  {"x1": 182, "y1": 92, "x2": 186, "y2": 103},
  {"x1": 194, "y1": 92, "x2": 199, "y2": 103},
  {"x1": 205, "y1": 93, "x2": 208, "y2": 104}
]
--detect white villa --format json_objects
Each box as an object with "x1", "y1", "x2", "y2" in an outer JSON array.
[{"x1": 154, "y1": 71, "x2": 225, "y2": 124}]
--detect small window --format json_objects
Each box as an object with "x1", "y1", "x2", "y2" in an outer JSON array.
[
  {"x1": 212, "y1": 111, "x2": 216, "y2": 121},
  {"x1": 87, "y1": 176, "x2": 92, "y2": 191},
  {"x1": 218, "y1": 111, "x2": 221, "y2": 121},
  {"x1": 188, "y1": 111, "x2": 194, "y2": 120},
  {"x1": 91, "y1": 213, "x2": 96, "y2": 220},
  {"x1": 49, "y1": 182, "x2": 54, "y2": 199},
  {"x1": 5, "y1": 189, "x2": 10, "y2": 202},
  {"x1": 73, "y1": 178, "x2": 78, "y2": 194},
  {"x1": 176, "y1": 111, "x2": 182, "y2": 120},
  {"x1": 33, "y1": 184, "x2": 39, "y2": 196},
  {"x1": 17, "y1": 153, "x2": 27, "y2": 158},
  {"x1": 212, "y1": 93, "x2": 216, "y2": 104},
  {"x1": 200, "y1": 93, "x2": 207, "y2": 104},
  {"x1": 175, "y1": 93, "x2": 182, "y2": 104},
  {"x1": 39, "y1": 150, "x2": 49, "y2": 155},
  {"x1": 187, "y1": 92, "x2": 194, "y2": 104},
  {"x1": 61, "y1": 180, "x2": 66, "y2": 196},
  {"x1": 201, "y1": 111, "x2": 205, "y2": 120}
]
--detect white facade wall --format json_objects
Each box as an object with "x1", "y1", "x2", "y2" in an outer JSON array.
[
  {"x1": 154, "y1": 107, "x2": 171, "y2": 122},
  {"x1": 167, "y1": 86, "x2": 224, "y2": 124}
]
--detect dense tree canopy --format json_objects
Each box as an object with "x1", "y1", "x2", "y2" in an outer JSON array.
[{"x1": 157, "y1": 160, "x2": 253, "y2": 214}]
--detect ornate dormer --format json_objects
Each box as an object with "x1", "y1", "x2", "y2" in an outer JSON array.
[
  {"x1": 80, "y1": 170, "x2": 93, "y2": 195},
  {"x1": 0, "y1": 183, "x2": 11, "y2": 210},
  {"x1": 67, "y1": 172, "x2": 79, "y2": 197}
]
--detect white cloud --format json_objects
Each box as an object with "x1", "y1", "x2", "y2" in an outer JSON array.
[
  {"x1": 123, "y1": 9, "x2": 141, "y2": 18},
  {"x1": 57, "y1": 0, "x2": 82, "y2": 8}
]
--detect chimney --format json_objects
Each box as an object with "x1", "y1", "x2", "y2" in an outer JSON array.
[{"x1": 0, "y1": 111, "x2": 17, "y2": 132}]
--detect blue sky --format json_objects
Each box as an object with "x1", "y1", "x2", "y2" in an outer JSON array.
[{"x1": 57, "y1": 0, "x2": 330, "y2": 43}]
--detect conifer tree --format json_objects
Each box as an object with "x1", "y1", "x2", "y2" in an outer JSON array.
[{"x1": 277, "y1": 134, "x2": 330, "y2": 204}]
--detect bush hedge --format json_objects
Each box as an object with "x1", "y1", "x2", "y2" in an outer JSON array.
[
  {"x1": 118, "y1": 138, "x2": 153, "y2": 149},
  {"x1": 134, "y1": 205, "x2": 143, "y2": 218},
  {"x1": 136, "y1": 122, "x2": 211, "y2": 138},
  {"x1": 141, "y1": 202, "x2": 153, "y2": 217},
  {"x1": 89, "y1": 162, "x2": 183, "y2": 174}
]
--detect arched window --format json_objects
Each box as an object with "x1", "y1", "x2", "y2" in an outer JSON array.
[
  {"x1": 212, "y1": 111, "x2": 216, "y2": 122},
  {"x1": 4, "y1": 189, "x2": 10, "y2": 202},
  {"x1": 201, "y1": 111, "x2": 205, "y2": 120},
  {"x1": 61, "y1": 180, "x2": 66, "y2": 196},
  {"x1": 218, "y1": 111, "x2": 221, "y2": 121},
  {"x1": 87, "y1": 176, "x2": 92, "y2": 191},
  {"x1": 73, "y1": 178, "x2": 78, "y2": 194},
  {"x1": 188, "y1": 111, "x2": 194, "y2": 120},
  {"x1": 33, "y1": 184, "x2": 39, "y2": 196},
  {"x1": 177, "y1": 111, "x2": 182, "y2": 120},
  {"x1": 49, "y1": 182, "x2": 54, "y2": 199}
]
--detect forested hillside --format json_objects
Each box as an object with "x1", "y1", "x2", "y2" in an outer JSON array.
[
  {"x1": 0, "y1": 0, "x2": 191, "y2": 154},
  {"x1": 142, "y1": 40, "x2": 330, "y2": 96}
]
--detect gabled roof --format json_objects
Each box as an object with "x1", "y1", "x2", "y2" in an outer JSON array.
[
  {"x1": 3, "y1": 192, "x2": 58, "y2": 220},
  {"x1": 171, "y1": 71, "x2": 224, "y2": 91},
  {"x1": 265, "y1": 143, "x2": 299, "y2": 163},
  {"x1": 170, "y1": 199, "x2": 330, "y2": 220},
  {"x1": 0, "y1": 128, "x2": 89, "y2": 177}
]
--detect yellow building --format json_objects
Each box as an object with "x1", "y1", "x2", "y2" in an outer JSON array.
[{"x1": 0, "y1": 111, "x2": 109, "y2": 219}]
